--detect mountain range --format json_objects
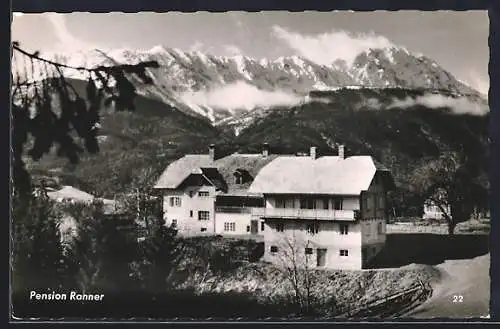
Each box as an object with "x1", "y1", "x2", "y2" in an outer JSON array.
[
  {"x1": 19, "y1": 44, "x2": 490, "y2": 214},
  {"x1": 40, "y1": 45, "x2": 486, "y2": 125}
]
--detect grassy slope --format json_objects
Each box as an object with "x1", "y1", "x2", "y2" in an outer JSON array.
[
  {"x1": 406, "y1": 253, "x2": 490, "y2": 318},
  {"x1": 170, "y1": 236, "x2": 440, "y2": 317}
]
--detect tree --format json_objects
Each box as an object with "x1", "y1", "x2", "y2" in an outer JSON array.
[
  {"x1": 11, "y1": 186, "x2": 68, "y2": 292},
  {"x1": 273, "y1": 232, "x2": 323, "y2": 316},
  {"x1": 63, "y1": 200, "x2": 139, "y2": 292},
  {"x1": 131, "y1": 224, "x2": 185, "y2": 293},
  {"x1": 10, "y1": 42, "x2": 159, "y2": 197},
  {"x1": 409, "y1": 151, "x2": 489, "y2": 235}
]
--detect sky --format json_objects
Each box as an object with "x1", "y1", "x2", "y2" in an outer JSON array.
[{"x1": 11, "y1": 11, "x2": 490, "y2": 94}]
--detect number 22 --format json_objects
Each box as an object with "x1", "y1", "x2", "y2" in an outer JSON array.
[{"x1": 453, "y1": 295, "x2": 464, "y2": 303}]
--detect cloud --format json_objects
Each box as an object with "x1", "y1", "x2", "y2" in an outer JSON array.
[
  {"x1": 271, "y1": 25, "x2": 396, "y2": 66},
  {"x1": 180, "y1": 81, "x2": 304, "y2": 111},
  {"x1": 189, "y1": 41, "x2": 205, "y2": 52},
  {"x1": 387, "y1": 94, "x2": 489, "y2": 116},
  {"x1": 466, "y1": 70, "x2": 489, "y2": 96},
  {"x1": 223, "y1": 45, "x2": 243, "y2": 56},
  {"x1": 46, "y1": 13, "x2": 91, "y2": 52}
]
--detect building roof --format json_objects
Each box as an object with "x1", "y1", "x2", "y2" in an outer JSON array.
[
  {"x1": 213, "y1": 154, "x2": 280, "y2": 195},
  {"x1": 47, "y1": 185, "x2": 95, "y2": 202},
  {"x1": 46, "y1": 185, "x2": 121, "y2": 215},
  {"x1": 248, "y1": 155, "x2": 389, "y2": 195},
  {"x1": 153, "y1": 153, "x2": 279, "y2": 195},
  {"x1": 154, "y1": 155, "x2": 213, "y2": 189},
  {"x1": 153, "y1": 147, "x2": 394, "y2": 196}
]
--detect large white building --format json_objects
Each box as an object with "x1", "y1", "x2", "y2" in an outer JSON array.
[
  {"x1": 153, "y1": 144, "x2": 395, "y2": 269},
  {"x1": 153, "y1": 144, "x2": 275, "y2": 237},
  {"x1": 248, "y1": 146, "x2": 395, "y2": 270}
]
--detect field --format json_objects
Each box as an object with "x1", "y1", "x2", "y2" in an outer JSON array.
[
  {"x1": 381, "y1": 218, "x2": 490, "y2": 318},
  {"x1": 386, "y1": 218, "x2": 491, "y2": 235},
  {"x1": 405, "y1": 253, "x2": 490, "y2": 318}
]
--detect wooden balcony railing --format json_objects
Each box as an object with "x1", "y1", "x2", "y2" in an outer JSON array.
[{"x1": 251, "y1": 208, "x2": 358, "y2": 221}]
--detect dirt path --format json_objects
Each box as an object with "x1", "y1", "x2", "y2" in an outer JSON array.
[{"x1": 405, "y1": 253, "x2": 490, "y2": 319}]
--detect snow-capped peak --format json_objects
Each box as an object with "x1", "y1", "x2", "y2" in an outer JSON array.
[
  {"x1": 149, "y1": 45, "x2": 168, "y2": 53},
  {"x1": 13, "y1": 44, "x2": 484, "y2": 125}
]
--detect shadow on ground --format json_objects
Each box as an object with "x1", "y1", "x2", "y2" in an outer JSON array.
[{"x1": 367, "y1": 233, "x2": 489, "y2": 269}]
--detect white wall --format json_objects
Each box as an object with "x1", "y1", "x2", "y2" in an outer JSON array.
[
  {"x1": 263, "y1": 219, "x2": 363, "y2": 270},
  {"x1": 162, "y1": 185, "x2": 216, "y2": 235},
  {"x1": 215, "y1": 212, "x2": 258, "y2": 235}
]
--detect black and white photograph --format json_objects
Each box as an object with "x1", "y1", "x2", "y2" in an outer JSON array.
[{"x1": 10, "y1": 10, "x2": 491, "y2": 321}]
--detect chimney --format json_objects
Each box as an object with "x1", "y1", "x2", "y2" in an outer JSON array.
[
  {"x1": 338, "y1": 144, "x2": 345, "y2": 160},
  {"x1": 310, "y1": 146, "x2": 318, "y2": 160},
  {"x1": 209, "y1": 144, "x2": 215, "y2": 162},
  {"x1": 262, "y1": 143, "x2": 270, "y2": 157}
]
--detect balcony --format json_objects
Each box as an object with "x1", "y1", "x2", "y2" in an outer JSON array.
[
  {"x1": 252, "y1": 208, "x2": 357, "y2": 221},
  {"x1": 215, "y1": 206, "x2": 252, "y2": 214}
]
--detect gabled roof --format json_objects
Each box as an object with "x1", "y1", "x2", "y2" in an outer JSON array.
[
  {"x1": 47, "y1": 186, "x2": 95, "y2": 202},
  {"x1": 248, "y1": 155, "x2": 390, "y2": 195},
  {"x1": 154, "y1": 150, "x2": 394, "y2": 196},
  {"x1": 200, "y1": 167, "x2": 228, "y2": 192},
  {"x1": 153, "y1": 155, "x2": 214, "y2": 189},
  {"x1": 153, "y1": 153, "x2": 279, "y2": 195},
  {"x1": 46, "y1": 185, "x2": 121, "y2": 215}
]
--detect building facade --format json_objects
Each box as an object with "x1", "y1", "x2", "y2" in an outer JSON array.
[
  {"x1": 153, "y1": 144, "x2": 395, "y2": 269},
  {"x1": 248, "y1": 146, "x2": 394, "y2": 270},
  {"x1": 153, "y1": 144, "x2": 274, "y2": 237}
]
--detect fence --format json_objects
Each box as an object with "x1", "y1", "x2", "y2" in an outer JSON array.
[{"x1": 334, "y1": 279, "x2": 433, "y2": 319}]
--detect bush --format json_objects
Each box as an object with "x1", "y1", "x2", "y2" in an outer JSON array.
[{"x1": 11, "y1": 192, "x2": 68, "y2": 292}]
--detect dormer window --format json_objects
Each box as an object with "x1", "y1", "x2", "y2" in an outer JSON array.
[{"x1": 233, "y1": 168, "x2": 251, "y2": 185}]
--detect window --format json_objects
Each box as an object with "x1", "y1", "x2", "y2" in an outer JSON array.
[
  {"x1": 305, "y1": 248, "x2": 313, "y2": 255},
  {"x1": 224, "y1": 222, "x2": 236, "y2": 232},
  {"x1": 276, "y1": 222, "x2": 284, "y2": 232},
  {"x1": 334, "y1": 198, "x2": 342, "y2": 210},
  {"x1": 190, "y1": 210, "x2": 193, "y2": 217},
  {"x1": 340, "y1": 249, "x2": 349, "y2": 257},
  {"x1": 365, "y1": 223, "x2": 371, "y2": 237},
  {"x1": 275, "y1": 197, "x2": 286, "y2": 208},
  {"x1": 307, "y1": 221, "x2": 320, "y2": 235},
  {"x1": 261, "y1": 222, "x2": 265, "y2": 231},
  {"x1": 198, "y1": 191, "x2": 210, "y2": 197},
  {"x1": 169, "y1": 197, "x2": 182, "y2": 207},
  {"x1": 171, "y1": 219, "x2": 177, "y2": 228},
  {"x1": 198, "y1": 211, "x2": 210, "y2": 221},
  {"x1": 300, "y1": 198, "x2": 316, "y2": 209},
  {"x1": 366, "y1": 194, "x2": 373, "y2": 210},
  {"x1": 323, "y1": 198, "x2": 329, "y2": 210},
  {"x1": 189, "y1": 191, "x2": 193, "y2": 198},
  {"x1": 378, "y1": 222, "x2": 384, "y2": 234},
  {"x1": 270, "y1": 246, "x2": 278, "y2": 253},
  {"x1": 378, "y1": 195, "x2": 385, "y2": 209},
  {"x1": 200, "y1": 227, "x2": 207, "y2": 232},
  {"x1": 340, "y1": 224, "x2": 349, "y2": 235}
]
